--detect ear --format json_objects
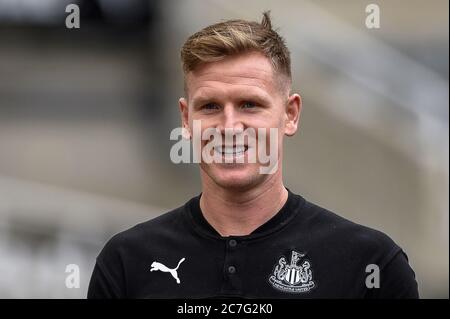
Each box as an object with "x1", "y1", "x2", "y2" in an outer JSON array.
[
  {"x1": 179, "y1": 97, "x2": 191, "y2": 139},
  {"x1": 284, "y1": 93, "x2": 302, "y2": 136}
]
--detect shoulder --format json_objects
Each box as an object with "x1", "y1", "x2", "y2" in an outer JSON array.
[
  {"x1": 88, "y1": 201, "x2": 193, "y2": 298},
  {"x1": 300, "y1": 199, "x2": 418, "y2": 298},
  {"x1": 97, "y1": 202, "x2": 188, "y2": 260},
  {"x1": 300, "y1": 198, "x2": 402, "y2": 264}
]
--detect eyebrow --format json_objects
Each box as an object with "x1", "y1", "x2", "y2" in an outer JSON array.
[
  {"x1": 191, "y1": 95, "x2": 215, "y2": 108},
  {"x1": 191, "y1": 91, "x2": 272, "y2": 107}
]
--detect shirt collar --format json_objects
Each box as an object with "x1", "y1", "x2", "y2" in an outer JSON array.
[{"x1": 186, "y1": 188, "x2": 305, "y2": 240}]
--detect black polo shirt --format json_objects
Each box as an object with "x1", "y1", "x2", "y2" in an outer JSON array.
[{"x1": 87, "y1": 190, "x2": 419, "y2": 298}]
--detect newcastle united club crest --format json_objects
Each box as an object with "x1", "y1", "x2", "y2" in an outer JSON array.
[{"x1": 269, "y1": 250, "x2": 315, "y2": 293}]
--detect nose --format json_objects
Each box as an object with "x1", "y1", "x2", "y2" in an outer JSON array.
[{"x1": 216, "y1": 104, "x2": 244, "y2": 135}]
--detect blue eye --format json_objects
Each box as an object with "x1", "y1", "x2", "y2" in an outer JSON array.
[
  {"x1": 203, "y1": 103, "x2": 220, "y2": 110},
  {"x1": 242, "y1": 101, "x2": 257, "y2": 109}
]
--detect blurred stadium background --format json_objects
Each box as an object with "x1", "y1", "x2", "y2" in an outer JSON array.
[{"x1": 0, "y1": 0, "x2": 448, "y2": 298}]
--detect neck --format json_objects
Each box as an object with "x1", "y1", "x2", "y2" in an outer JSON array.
[{"x1": 199, "y1": 172, "x2": 288, "y2": 237}]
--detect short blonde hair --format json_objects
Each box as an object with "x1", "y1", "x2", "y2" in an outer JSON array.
[{"x1": 180, "y1": 11, "x2": 291, "y2": 89}]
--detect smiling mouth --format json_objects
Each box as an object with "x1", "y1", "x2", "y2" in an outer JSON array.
[{"x1": 213, "y1": 145, "x2": 249, "y2": 157}]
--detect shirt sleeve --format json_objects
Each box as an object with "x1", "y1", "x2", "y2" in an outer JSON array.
[
  {"x1": 367, "y1": 249, "x2": 419, "y2": 299},
  {"x1": 87, "y1": 233, "x2": 129, "y2": 299},
  {"x1": 87, "y1": 259, "x2": 124, "y2": 299}
]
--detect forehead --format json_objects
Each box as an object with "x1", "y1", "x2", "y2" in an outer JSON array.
[{"x1": 186, "y1": 51, "x2": 278, "y2": 100}]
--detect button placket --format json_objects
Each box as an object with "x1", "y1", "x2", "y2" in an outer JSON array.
[
  {"x1": 227, "y1": 265, "x2": 236, "y2": 274},
  {"x1": 226, "y1": 239, "x2": 238, "y2": 275},
  {"x1": 221, "y1": 238, "x2": 243, "y2": 293}
]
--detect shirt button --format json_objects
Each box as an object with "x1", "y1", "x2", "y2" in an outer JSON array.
[
  {"x1": 229, "y1": 239, "x2": 237, "y2": 247},
  {"x1": 227, "y1": 266, "x2": 236, "y2": 274}
]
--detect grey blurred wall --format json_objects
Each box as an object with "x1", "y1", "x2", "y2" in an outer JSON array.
[{"x1": 0, "y1": 0, "x2": 448, "y2": 298}]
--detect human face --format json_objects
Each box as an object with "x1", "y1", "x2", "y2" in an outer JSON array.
[{"x1": 179, "y1": 51, "x2": 301, "y2": 190}]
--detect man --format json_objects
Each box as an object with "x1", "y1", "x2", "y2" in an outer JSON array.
[{"x1": 88, "y1": 12, "x2": 418, "y2": 298}]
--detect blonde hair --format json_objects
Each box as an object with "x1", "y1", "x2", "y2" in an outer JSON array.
[{"x1": 180, "y1": 11, "x2": 291, "y2": 89}]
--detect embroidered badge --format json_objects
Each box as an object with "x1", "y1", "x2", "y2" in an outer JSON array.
[{"x1": 269, "y1": 251, "x2": 315, "y2": 293}]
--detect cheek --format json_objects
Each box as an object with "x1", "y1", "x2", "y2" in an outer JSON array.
[
  {"x1": 252, "y1": 112, "x2": 286, "y2": 135},
  {"x1": 248, "y1": 113, "x2": 281, "y2": 130},
  {"x1": 189, "y1": 117, "x2": 212, "y2": 134}
]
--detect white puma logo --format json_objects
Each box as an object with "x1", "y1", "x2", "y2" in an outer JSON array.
[{"x1": 150, "y1": 257, "x2": 186, "y2": 284}]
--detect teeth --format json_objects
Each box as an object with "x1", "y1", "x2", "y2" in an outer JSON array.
[{"x1": 214, "y1": 146, "x2": 246, "y2": 155}]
